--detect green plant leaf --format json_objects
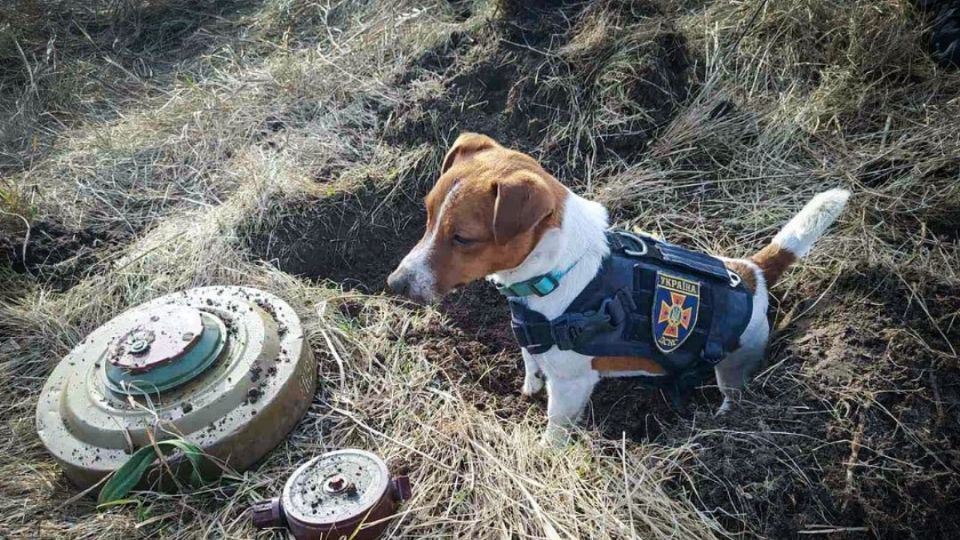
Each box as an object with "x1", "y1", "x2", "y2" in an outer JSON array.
[
  {"x1": 97, "y1": 439, "x2": 208, "y2": 508},
  {"x1": 158, "y1": 438, "x2": 208, "y2": 488}
]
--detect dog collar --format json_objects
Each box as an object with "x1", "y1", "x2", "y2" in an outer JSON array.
[{"x1": 495, "y1": 261, "x2": 579, "y2": 298}]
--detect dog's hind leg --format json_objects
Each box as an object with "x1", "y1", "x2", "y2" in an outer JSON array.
[
  {"x1": 714, "y1": 344, "x2": 765, "y2": 415},
  {"x1": 715, "y1": 256, "x2": 771, "y2": 415}
]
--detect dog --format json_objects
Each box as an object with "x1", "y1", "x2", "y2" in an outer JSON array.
[{"x1": 388, "y1": 133, "x2": 850, "y2": 445}]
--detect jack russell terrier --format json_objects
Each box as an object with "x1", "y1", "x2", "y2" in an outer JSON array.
[{"x1": 387, "y1": 133, "x2": 850, "y2": 445}]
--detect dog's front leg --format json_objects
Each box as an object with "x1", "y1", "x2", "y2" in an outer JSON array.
[
  {"x1": 541, "y1": 373, "x2": 599, "y2": 446},
  {"x1": 521, "y1": 348, "x2": 544, "y2": 396}
]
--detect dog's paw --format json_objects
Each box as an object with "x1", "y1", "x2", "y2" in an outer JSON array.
[
  {"x1": 539, "y1": 425, "x2": 571, "y2": 448},
  {"x1": 715, "y1": 397, "x2": 735, "y2": 417},
  {"x1": 521, "y1": 372, "x2": 544, "y2": 396}
]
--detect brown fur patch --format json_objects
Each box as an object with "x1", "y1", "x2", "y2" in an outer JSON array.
[
  {"x1": 418, "y1": 133, "x2": 568, "y2": 296},
  {"x1": 751, "y1": 243, "x2": 797, "y2": 288},
  {"x1": 723, "y1": 259, "x2": 758, "y2": 294},
  {"x1": 592, "y1": 356, "x2": 667, "y2": 375},
  {"x1": 440, "y1": 133, "x2": 500, "y2": 174}
]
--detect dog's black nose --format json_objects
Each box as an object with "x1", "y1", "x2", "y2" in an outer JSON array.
[{"x1": 387, "y1": 270, "x2": 410, "y2": 297}]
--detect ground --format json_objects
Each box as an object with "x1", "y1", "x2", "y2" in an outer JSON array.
[{"x1": 1, "y1": 0, "x2": 959, "y2": 538}]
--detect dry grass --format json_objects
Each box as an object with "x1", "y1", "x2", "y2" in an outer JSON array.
[{"x1": 2, "y1": 0, "x2": 959, "y2": 538}]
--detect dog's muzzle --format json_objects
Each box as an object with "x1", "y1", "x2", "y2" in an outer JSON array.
[{"x1": 386, "y1": 266, "x2": 435, "y2": 304}]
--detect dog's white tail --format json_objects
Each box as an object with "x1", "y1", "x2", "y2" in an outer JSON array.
[{"x1": 751, "y1": 188, "x2": 850, "y2": 287}]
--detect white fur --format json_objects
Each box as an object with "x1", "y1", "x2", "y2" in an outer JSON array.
[
  {"x1": 492, "y1": 191, "x2": 610, "y2": 319},
  {"x1": 772, "y1": 189, "x2": 851, "y2": 257},
  {"x1": 493, "y1": 188, "x2": 847, "y2": 445},
  {"x1": 391, "y1": 182, "x2": 462, "y2": 302},
  {"x1": 713, "y1": 258, "x2": 769, "y2": 414},
  {"x1": 490, "y1": 192, "x2": 616, "y2": 445}
]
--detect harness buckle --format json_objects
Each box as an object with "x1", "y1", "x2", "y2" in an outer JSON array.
[
  {"x1": 511, "y1": 320, "x2": 535, "y2": 349},
  {"x1": 549, "y1": 294, "x2": 629, "y2": 350},
  {"x1": 550, "y1": 313, "x2": 607, "y2": 351},
  {"x1": 530, "y1": 274, "x2": 560, "y2": 296}
]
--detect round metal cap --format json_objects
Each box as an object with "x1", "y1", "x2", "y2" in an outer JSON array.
[
  {"x1": 108, "y1": 305, "x2": 204, "y2": 372},
  {"x1": 104, "y1": 307, "x2": 227, "y2": 395},
  {"x1": 282, "y1": 450, "x2": 390, "y2": 527},
  {"x1": 35, "y1": 286, "x2": 316, "y2": 489}
]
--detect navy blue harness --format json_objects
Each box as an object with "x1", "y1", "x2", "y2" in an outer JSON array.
[{"x1": 502, "y1": 230, "x2": 754, "y2": 397}]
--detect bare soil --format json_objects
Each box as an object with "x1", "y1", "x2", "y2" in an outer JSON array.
[{"x1": 0, "y1": 220, "x2": 128, "y2": 291}]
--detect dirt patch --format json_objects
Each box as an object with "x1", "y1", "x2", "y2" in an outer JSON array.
[
  {"x1": 314, "y1": 280, "x2": 527, "y2": 420},
  {"x1": 922, "y1": 203, "x2": 960, "y2": 241},
  {"x1": 384, "y1": 0, "x2": 689, "y2": 182},
  {"x1": 439, "y1": 282, "x2": 514, "y2": 355},
  {"x1": 244, "y1": 184, "x2": 425, "y2": 291},
  {"x1": 407, "y1": 312, "x2": 531, "y2": 418},
  {"x1": 588, "y1": 377, "x2": 722, "y2": 443},
  {"x1": 642, "y1": 264, "x2": 960, "y2": 538},
  {"x1": 0, "y1": 219, "x2": 127, "y2": 290}
]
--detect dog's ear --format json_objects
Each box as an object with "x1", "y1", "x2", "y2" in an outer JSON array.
[
  {"x1": 441, "y1": 133, "x2": 500, "y2": 174},
  {"x1": 492, "y1": 174, "x2": 556, "y2": 245}
]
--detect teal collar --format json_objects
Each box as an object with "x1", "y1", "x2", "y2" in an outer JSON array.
[{"x1": 495, "y1": 260, "x2": 579, "y2": 298}]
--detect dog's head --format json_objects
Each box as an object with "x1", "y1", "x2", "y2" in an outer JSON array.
[{"x1": 387, "y1": 133, "x2": 566, "y2": 303}]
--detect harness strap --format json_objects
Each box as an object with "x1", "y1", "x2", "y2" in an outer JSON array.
[
  {"x1": 701, "y1": 283, "x2": 727, "y2": 364},
  {"x1": 511, "y1": 291, "x2": 632, "y2": 354}
]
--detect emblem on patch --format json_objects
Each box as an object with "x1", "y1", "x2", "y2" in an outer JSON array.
[{"x1": 652, "y1": 272, "x2": 700, "y2": 353}]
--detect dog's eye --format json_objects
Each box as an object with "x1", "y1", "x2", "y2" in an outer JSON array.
[{"x1": 452, "y1": 234, "x2": 477, "y2": 247}]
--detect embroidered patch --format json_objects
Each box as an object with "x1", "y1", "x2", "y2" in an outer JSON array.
[{"x1": 652, "y1": 272, "x2": 700, "y2": 353}]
